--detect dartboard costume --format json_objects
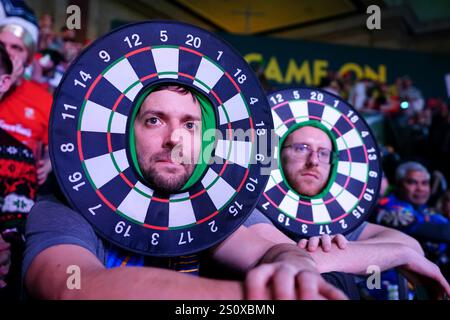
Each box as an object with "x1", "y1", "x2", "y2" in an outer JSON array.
[
  {"x1": 47, "y1": 21, "x2": 273, "y2": 258},
  {"x1": 257, "y1": 87, "x2": 382, "y2": 238}
]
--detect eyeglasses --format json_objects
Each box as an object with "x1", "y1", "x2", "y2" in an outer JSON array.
[{"x1": 283, "y1": 143, "x2": 334, "y2": 164}]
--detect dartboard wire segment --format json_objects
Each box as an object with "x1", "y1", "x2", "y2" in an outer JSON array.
[
  {"x1": 49, "y1": 21, "x2": 273, "y2": 256},
  {"x1": 258, "y1": 87, "x2": 381, "y2": 238}
]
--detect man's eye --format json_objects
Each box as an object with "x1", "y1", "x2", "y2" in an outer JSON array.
[
  {"x1": 293, "y1": 144, "x2": 308, "y2": 153},
  {"x1": 146, "y1": 117, "x2": 160, "y2": 125},
  {"x1": 319, "y1": 150, "x2": 331, "y2": 158},
  {"x1": 12, "y1": 45, "x2": 24, "y2": 52},
  {"x1": 185, "y1": 122, "x2": 197, "y2": 130}
]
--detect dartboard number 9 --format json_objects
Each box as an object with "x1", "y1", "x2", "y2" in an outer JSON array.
[
  {"x1": 258, "y1": 87, "x2": 381, "y2": 238},
  {"x1": 50, "y1": 21, "x2": 273, "y2": 256}
]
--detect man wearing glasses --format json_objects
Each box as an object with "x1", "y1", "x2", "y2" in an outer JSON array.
[{"x1": 281, "y1": 125, "x2": 334, "y2": 197}]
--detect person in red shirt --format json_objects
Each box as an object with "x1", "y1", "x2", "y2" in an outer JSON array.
[{"x1": 0, "y1": 22, "x2": 53, "y2": 185}]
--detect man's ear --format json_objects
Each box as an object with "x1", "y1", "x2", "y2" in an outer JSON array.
[{"x1": 0, "y1": 74, "x2": 12, "y2": 94}]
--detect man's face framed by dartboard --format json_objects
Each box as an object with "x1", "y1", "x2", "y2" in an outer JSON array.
[
  {"x1": 132, "y1": 85, "x2": 203, "y2": 194},
  {"x1": 281, "y1": 125, "x2": 335, "y2": 198}
]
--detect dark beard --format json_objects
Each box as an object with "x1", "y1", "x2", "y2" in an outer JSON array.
[
  {"x1": 139, "y1": 150, "x2": 194, "y2": 193},
  {"x1": 142, "y1": 167, "x2": 191, "y2": 194}
]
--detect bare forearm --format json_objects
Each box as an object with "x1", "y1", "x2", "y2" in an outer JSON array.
[
  {"x1": 358, "y1": 224, "x2": 424, "y2": 255},
  {"x1": 60, "y1": 266, "x2": 243, "y2": 300},
  {"x1": 311, "y1": 242, "x2": 411, "y2": 274},
  {"x1": 258, "y1": 243, "x2": 316, "y2": 271}
]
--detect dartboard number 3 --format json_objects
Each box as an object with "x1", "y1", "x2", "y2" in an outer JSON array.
[
  {"x1": 68, "y1": 172, "x2": 85, "y2": 191},
  {"x1": 115, "y1": 221, "x2": 131, "y2": 237},
  {"x1": 74, "y1": 71, "x2": 91, "y2": 88}
]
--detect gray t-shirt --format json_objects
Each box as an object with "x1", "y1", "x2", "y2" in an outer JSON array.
[
  {"x1": 244, "y1": 208, "x2": 367, "y2": 242},
  {"x1": 22, "y1": 196, "x2": 200, "y2": 282},
  {"x1": 23, "y1": 195, "x2": 106, "y2": 279}
]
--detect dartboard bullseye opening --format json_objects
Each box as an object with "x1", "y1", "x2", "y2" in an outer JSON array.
[
  {"x1": 49, "y1": 20, "x2": 273, "y2": 256},
  {"x1": 277, "y1": 120, "x2": 339, "y2": 201},
  {"x1": 127, "y1": 81, "x2": 217, "y2": 194},
  {"x1": 258, "y1": 87, "x2": 381, "y2": 239}
]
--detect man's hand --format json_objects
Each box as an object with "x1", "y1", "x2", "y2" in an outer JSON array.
[
  {"x1": 244, "y1": 243, "x2": 347, "y2": 300},
  {"x1": 0, "y1": 235, "x2": 11, "y2": 289},
  {"x1": 245, "y1": 262, "x2": 347, "y2": 300},
  {"x1": 37, "y1": 157, "x2": 52, "y2": 185},
  {"x1": 399, "y1": 247, "x2": 450, "y2": 299},
  {"x1": 298, "y1": 234, "x2": 348, "y2": 252}
]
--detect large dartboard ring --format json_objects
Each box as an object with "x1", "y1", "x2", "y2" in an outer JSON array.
[
  {"x1": 50, "y1": 21, "x2": 273, "y2": 257},
  {"x1": 258, "y1": 87, "x2": 381, "y2": 238}
]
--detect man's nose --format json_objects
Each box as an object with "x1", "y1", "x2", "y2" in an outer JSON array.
[
  {"x1": 163, "y1": 125, "x2": 182, "y2": 149},
  {"x1": 306, "y1": 150, "x2": 320, "y2": 166}
]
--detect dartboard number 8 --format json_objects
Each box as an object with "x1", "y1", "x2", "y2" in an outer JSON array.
[
  {"x1": 259, "y1": 87, "x2": 381, "y2": 238},
  {"x1": 50, "y1": 21, "x2": 272, "y2": 256}
]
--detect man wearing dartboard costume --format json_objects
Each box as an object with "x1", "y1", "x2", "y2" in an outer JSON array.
[
  {"x1": 21, "y1": 21, "x2": 352, "y2": 300},
  {"x1": 22, "y1": 84, "x2": 350, "y2": 300},
  {"x1": 244, "y1": 88, "x2": 450, "y2": 299}
]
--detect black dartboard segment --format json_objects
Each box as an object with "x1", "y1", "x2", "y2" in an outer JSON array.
[
  {"x1": 50, "y1": 21, "x2": 273, "y2": 257},
  {"x1": 258, "y1": 87, "x2": 381, "y2": 238}
]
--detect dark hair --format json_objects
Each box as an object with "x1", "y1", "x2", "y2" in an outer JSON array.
[
  {"x1": 0, "y1": 43, "x2": 12, "y2": 75},
  {"x1": 150, "y1": 84, "x2": 198, "y2": 103}
]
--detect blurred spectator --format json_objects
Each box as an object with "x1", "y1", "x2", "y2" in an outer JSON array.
[
  {"x1": 435, "y1": 191, "x2": 450, "y2": 220},
  {"x1": 375, "y1": 162, "x2": 450, "y2": 277},
  {"x1": 0, "y1": 0, "x2": 50, "y2": 299},
  {"x1": 348, "y1": 78, "x2": 369, "y2": 111},
  {"x1": 0, "y1": 6, "x2": 52, "y2": 185},
  {"x1": 0, "y1": 41, "x2": 37, "y2": 299},
  {"x1": 37, "y1": 13, "x2": 55, "y2": 51}
]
